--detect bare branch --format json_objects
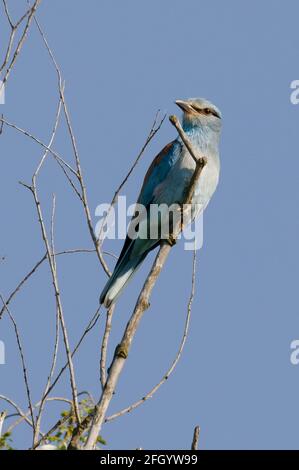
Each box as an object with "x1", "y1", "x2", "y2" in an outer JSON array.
[
  {"x1": 191, "y1": 425, "x2": 200, "y2": 450},
  {"x1": 18, "y1": 102, "x2": 81, "y2": 424},
  {"x1": 31, "y1": 15, "x2": 166, "y2": 279},
  {"x1": 0, "y1": 254, "x2": 45, "y2": 320},
  {"x1": 0, "y1": 3, "x2": 36, "y2": 74},
  {"x1": 0, "y1": 249, "x2": 100, "y2": 321},
  {"x1": 34, "y1": 305, "x2": 102, "y2": 408},
  {"x1": 0, "y1": 395, "x2": 35, "y2": 430},
  {"x1": 105, "y1": 249, "x2": 197, "y2": 423},
  {"x1": 0, "y1": 114, "x2": 4, "y2": 135},
  {"x1": 0, "y1": 0, "x2": 42, "y2": 91},
  {"x1": 0, "y1": 411, "x2": 7, "y2": 438},
  {"x1": 28, "y1": 14, "x2": 110, "y2": 277},
  {"x1": 33, "y1": 194, "x2": 60, "y2": 445},
  {"x1": 169, "y1": 115, "x2": 201, "y2": 164},
  {"x1": 2, "y1": 0, "x2": 14, "y2": 28},
  {"x1": 0, "y1": 296, "x2": 36, "y2": 436},
  {"x1": 97, "y1": 111, "x2": 166, "y2": 252},
  {"x1": 0, "y1": 116, "x2": 78, "y2": 177},
  {"x1": 100, "y1": 305, "x2": 115, "y2": 389},
  {"x1": 31, "y1": 392, "x2": 95, "y2": 449}
]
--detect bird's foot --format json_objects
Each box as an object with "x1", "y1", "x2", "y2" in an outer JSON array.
[
  {"x1": 167, "y1": 234, "x2": 177, "y2": 247},
  {"x1": 140, "y1": 299, "x2": 150, "y2": 311},
  {"x1": 115, "y1": 343, "x2": 129, "y2": 359}
]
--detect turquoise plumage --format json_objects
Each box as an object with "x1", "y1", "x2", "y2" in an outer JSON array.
[{"x1": 100, "y1": 98, "x2": 222, "y2": 307}]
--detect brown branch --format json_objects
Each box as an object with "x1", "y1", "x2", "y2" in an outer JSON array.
[
  {"x1": 100, "y1": 305, "x2": 115, "y2": 389},
  {"x1": 191, "y1": 425, "x2": 200, "y2": 450},
  {"x1": 105, "y1": 249, "x2": 197, "y2": 423}
]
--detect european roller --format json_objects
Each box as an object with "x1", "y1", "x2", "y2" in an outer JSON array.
[{"x1": 100, "y1": 98, "x2": 222, "y2": 308}]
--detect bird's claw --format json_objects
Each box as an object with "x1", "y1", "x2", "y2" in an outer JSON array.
[
  {"x1": 115, "y1": 343, "x2": 128, "y2": 359},
  {"x1": 167, "y1": 234, "x2": 177, "y2": 247}
]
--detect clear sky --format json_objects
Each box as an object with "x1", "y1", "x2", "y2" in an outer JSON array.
[{"x1": 1, "y1": 0, "x2": 299, "y2": 450}]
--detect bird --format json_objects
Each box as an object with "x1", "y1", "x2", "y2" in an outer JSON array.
[{"x1": 100, "y1": 98, "x2": 222, "y2": 308}]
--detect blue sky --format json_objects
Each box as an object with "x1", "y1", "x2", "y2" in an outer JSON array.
[{"x1": 1, "y1": 0, "x2": 299, "y2": 449}]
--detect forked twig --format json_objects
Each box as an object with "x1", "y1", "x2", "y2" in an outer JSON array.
[{"x1": 100, "y1": 305, "x2": 115, "y2": 389}]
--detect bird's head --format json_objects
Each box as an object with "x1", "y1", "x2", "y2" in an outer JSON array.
[{"x1": 175, "y1": 97, "x2": 222, "y2": 132}]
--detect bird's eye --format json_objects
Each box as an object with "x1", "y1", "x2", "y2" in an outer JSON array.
[{"x1": 204, "y1": 108, "x2": 211, "y2": 114}]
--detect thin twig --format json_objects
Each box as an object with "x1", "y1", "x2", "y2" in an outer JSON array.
[
  {"x1": 0, "y1": 114, "x2": 4, "y2": 135},
  {"x1": 100, "y1": 305, "x2": 115, "y2": 389},
  {"x1": 191, "y1": 426, "x2": 200, "y2": 450},
  {"x1": 33, "y1": 193, "x2": 60, "y2": 445},
  {"x1": 32, "y1": 14, "x2": 166, "y2": 278},
  {"x1": 6, "y1": 394, "x2": 89, "y2": 436},
  {"x1": 31, "y1": 392, "x2": 94, "y2": 449},
  {"x1": 0, "y1": 254, "x2": 46, "y2": 320},
  {"x1": 0, "y1": 3, "x2": 35, "y2": 74},
  {"x1": 0, "y1": 395, "x2": 35, "y2": 430},
  {"x1": 0, "y1": 297, "x2": 36, "y2": 436},
  {"x1": 29, "y1": 15, "x2": 110, "y2": 276},
  {"x1": 2, "y1": 0, "x2": 14, "y2": 28},
  {"x1": 0, "y1": 0, "x2": 42, "y2": 91},
  {"x1": 0, "y1": 116, "x2": 78, "y2": 177},
  {"x1": 0, "y1": 248, "x2": 109, "y2": 321},
  {"x1": 97, "y1": 111, "x2": 166, "y2": 256},
  {"x1": 32, "y1": 305, "x2": 102, "y2": 411},
  {"x1": 169, "y1": 115, "x2": 201, "y2": 164},
  {"x1": 20, "y1": 139, "x2": 81, "y2": 424},
  {"x1": 0, "y1": 411, "x2": 7, "y2": 438}
]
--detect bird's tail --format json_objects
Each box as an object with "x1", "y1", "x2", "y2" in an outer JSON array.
[{"x1": 100, "y1": 251, "x2": 147, "y2": 308}]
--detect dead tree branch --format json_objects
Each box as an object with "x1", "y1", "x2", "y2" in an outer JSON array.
[
  {"x1": 191, "y1": 425, "x2": 200, "y2": 450},
  {"x1": 100, "y1": 305, "x2": 115, "y2": 389},
  {"x1": 105, "y1": 249, "x2": 197, "y2": 423}
]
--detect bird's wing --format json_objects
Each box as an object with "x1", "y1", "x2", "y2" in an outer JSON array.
[
  {"x1": 137, "y1": 139, "x2": 181, "y2": 206},
  {"x1": 114, "y1": 140, "x2": 181, "y2": 268}
]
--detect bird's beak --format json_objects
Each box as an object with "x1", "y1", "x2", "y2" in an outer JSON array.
[{"x1": 175, "y1": 100, "x2": 193, "y2": 113}]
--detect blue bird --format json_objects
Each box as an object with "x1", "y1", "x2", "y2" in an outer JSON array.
[{"x1": 100, "y1": 98, "x2": 222, "y2": 308}]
